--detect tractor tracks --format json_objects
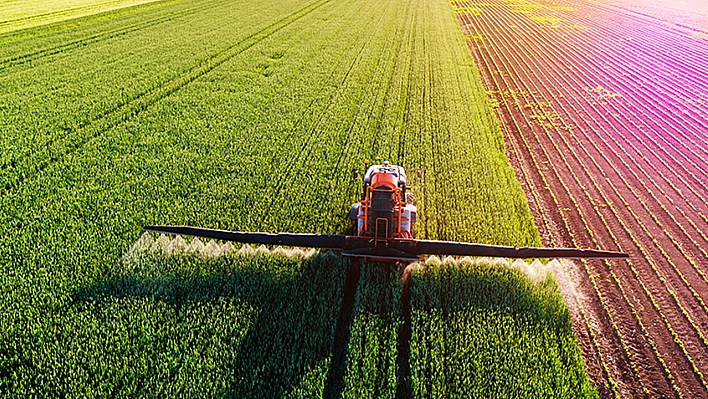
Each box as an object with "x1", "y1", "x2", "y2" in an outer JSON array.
[
  {"x1": 260, "y1": 0, "x2": 396, "y2": 228},
  {"x1": 0, "y1": 0, "x2": 333, "y2": 196},
  {"x1": 394, "y1": 263, "x2": 414, "y2": 399},
  {"x1": 324, "y1": 261, "x2": 415, "y2": 399},
  {"x1": 324, "y1": 260, "x2": 361, "y2": 399}
]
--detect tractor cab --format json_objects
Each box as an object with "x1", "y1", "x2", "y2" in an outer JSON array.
[
  {"x1": 350, "y1": 161, "x2": 416, "y2": 239},
  {"x1": 363, "y1": 161, "x2": 407, "y2": 190}
]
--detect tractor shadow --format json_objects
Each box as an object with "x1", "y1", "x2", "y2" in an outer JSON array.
[
  {"x1": 407, "y1": 261, "x2": 577, "y2": 396},
  {"x1": 409, "y1": 261, "x2": 567, "y2": 324},
  {"x1": 73, "y1": 248, "x2": 350, "y2": 398}
]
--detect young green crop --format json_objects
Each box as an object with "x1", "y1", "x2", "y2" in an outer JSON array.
[
  {"x1": 341, "y1": 264, "x2": 402, "y2": 398},
  {"x1": 25, "y1": 237, "x2": 348, "y2": 397},
  {"x1": 0, "y1": 0, "x2": 163, "y2": 34},
  {"x1": 0, "y1": 0, "x2": 593, "y2": 395}
]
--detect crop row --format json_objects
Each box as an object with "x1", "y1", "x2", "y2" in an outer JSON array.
[
  {"x1": 0, "y1": 0, "x2": 162, "y2": 34},
  {"x1": 336, "y1": 255, "x2": 595, "y2": 398},
  {"x1": 0, "y1": 0, "x2": 221, "y2": 71},
  {"x1": 0, "y1": 0, "x2": 329, "y2": 192},
  {"x1": 494, "y1": 0, "x2": 708, "y2": 377},
  {"x1": 460, "y1": 3, "x2": 649, "y2": 397},
  {"x1": 524, "y1": 2, "x2": 708, "y2": 388},
  {"x1": 341, "y1": 264, "x2": 402, "y2": 398},
  {"x1": 465, "y1": 3, "x2": 691, "y2": 393},
  {"x1": 457, "y1": 0, "x2": 708, "y2": 396},
  {"x1": 71, "y1": 237, "x2": 344, "y2": 397}
]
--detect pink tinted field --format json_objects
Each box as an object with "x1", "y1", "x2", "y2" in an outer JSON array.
[
  {"x1": 455, "y1": 0, "x2": 708, "y2": 397},
  {"x1": 603, "y1": 0, "x2": 708, "y2": 33}
]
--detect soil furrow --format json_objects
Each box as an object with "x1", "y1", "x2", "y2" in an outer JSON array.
[
  {"x1": 459, "y1": 1, "x2": 708, "y2": 396},
  {"x1": 459, "y1": 7, "x2": 649, "y2": 397},
  {"x1": 480, "y1": 3, "x2": 708, "y2": 394}
]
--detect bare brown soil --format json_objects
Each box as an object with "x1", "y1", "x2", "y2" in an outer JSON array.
[{"x1": 455, "y1": 0, "x2": 708, "y2": 397}]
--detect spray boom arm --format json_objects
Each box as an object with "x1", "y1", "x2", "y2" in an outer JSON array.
[{"x1": 144, "y1": 225, "x2": 628, "y2": 261}]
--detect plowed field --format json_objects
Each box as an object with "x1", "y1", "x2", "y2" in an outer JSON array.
[{"x1": 455, "y1": 0, "x2": 708, "y2": 397}]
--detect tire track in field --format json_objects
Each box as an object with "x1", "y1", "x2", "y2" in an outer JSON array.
[
  {"x1": 322, "y1": 0, "x2": 407, "y2": 229},
  {"x1": 0, "y1": 0, "x2": 333, "y2": 196},
  {"x1": 394, "y1": 262, "x2": 413, "y2": 399},
  {"x1": 261, "y1": 0, "x2": 395, "y2": 228},
  {"x1": 232, "y1": 3, "x2": 372, "y2": 230},
  {"x1": 262, "y1": 38, "x2": 370, "y2": 213},
  {"x1": 0, "y1": 0, "x2": 219, "y2": 72},
  {"x1": 323, "y1": 260, "x2": 361, "y2": 399}
]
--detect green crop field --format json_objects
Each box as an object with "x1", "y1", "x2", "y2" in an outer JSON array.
[
  {"x1": 0, "y1": 0, "x2": 163, "y2": 34},
  {"x1": 0, "y1": 0, "x2": 596, "y2": 396}
]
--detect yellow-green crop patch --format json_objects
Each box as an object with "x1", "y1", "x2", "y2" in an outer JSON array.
[{"x1": 0, "y1": 0, "x2": 165, "y2": 34}]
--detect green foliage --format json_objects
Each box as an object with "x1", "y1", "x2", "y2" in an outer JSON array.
[
  {"x1": 2, "y1": 249, "x2": 345, "y2": 398},
  {"x1": 342, "y1": 264, "x2": 401, "y2": 398},
  {"x1": 0, "y1": 0, "x2": 165, "y2": 34},
  {"x1": 410, "y1": 261, "x2": 598, "y2": 398},
  {"x1": 0, "y1": 0, "x2": 592, "y2": 396}
]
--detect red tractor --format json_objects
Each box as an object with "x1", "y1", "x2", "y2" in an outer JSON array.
[
  {"x1": 146, "y1": 162, "x2": 627, "y2": 262},
  {"x1": 349, "y1": 161, "x2": 416, "y2": 240}
]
